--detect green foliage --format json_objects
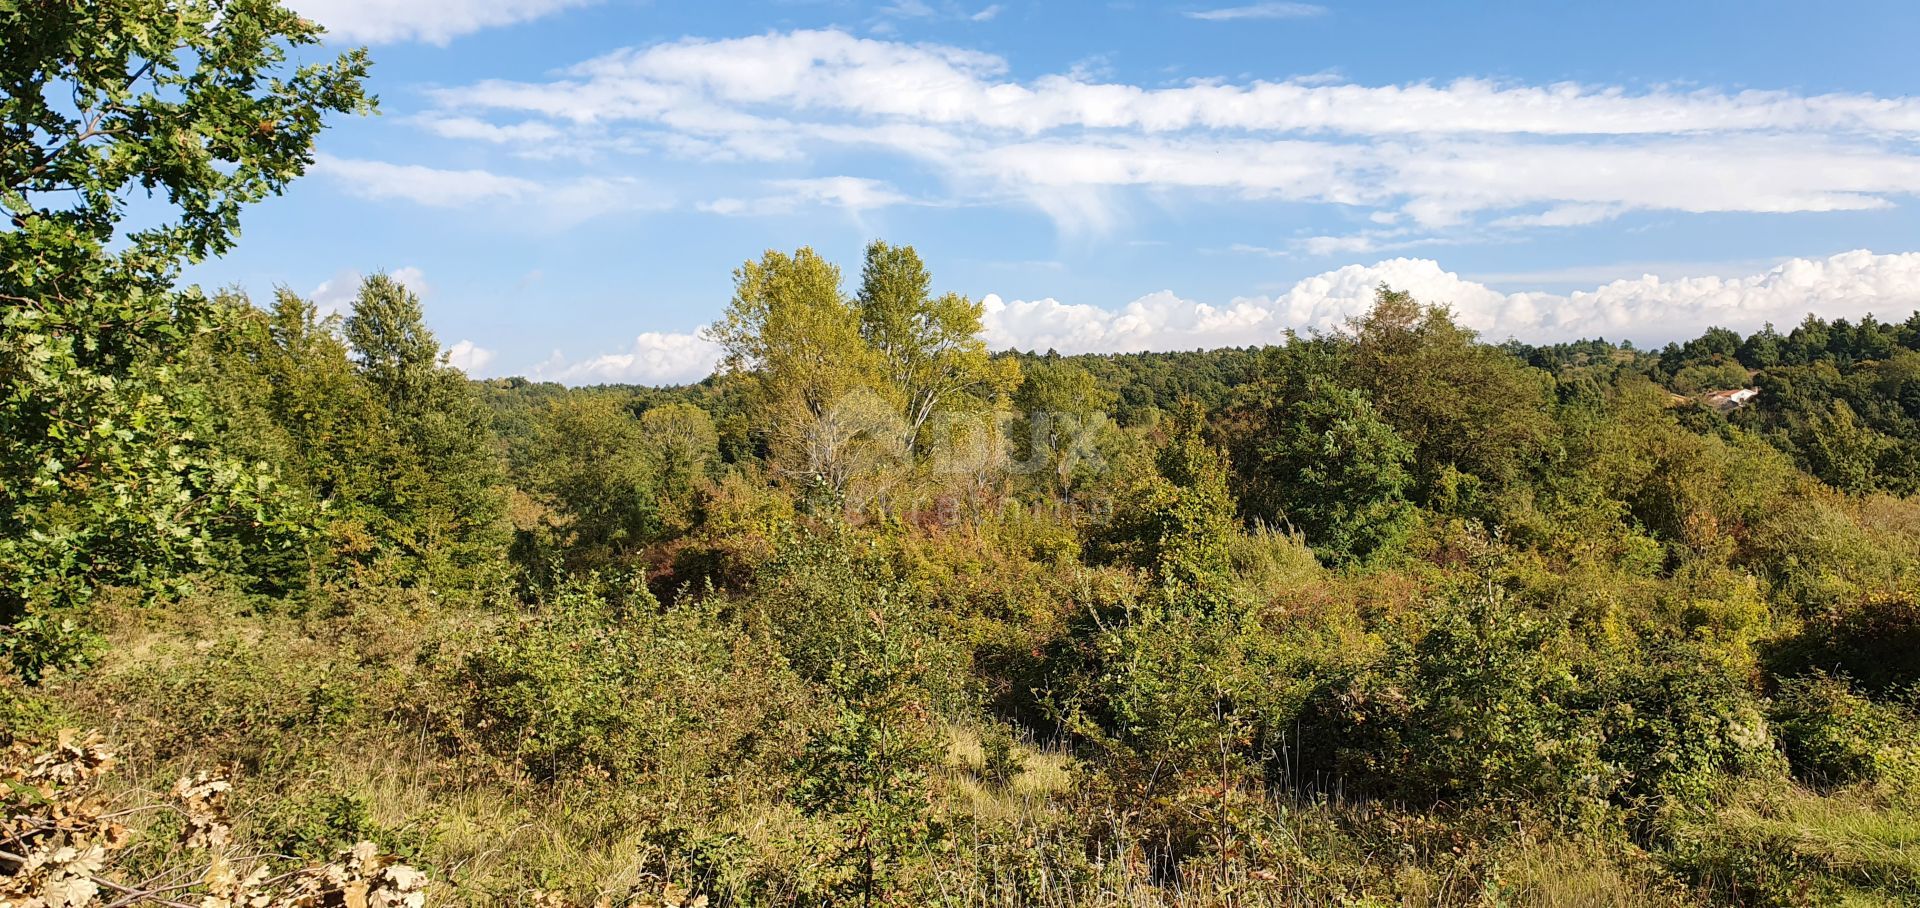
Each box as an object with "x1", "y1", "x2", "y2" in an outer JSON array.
[
  {"x1": 255, "y1": 791, "x2": 383, "y2": 862},
  {"x1": 0, "y1": 0, "x2": 370, "y2": 675},
  {"x1": 1794, "y1": 399, "x2": 1886, "y2": 493},
  {"x1": 1323, "y1": 592, "x2": 1611, "y2": 817},
  {"x1": 711, "y1": 248, "x2": 898, "y2": 503},
  {"x1": 1223, "y1": 342, "x2": 1417, "y2": 565},
  {"x1": 458, "y1": 573, "x2": 803, "y2": 785},
  {"x1": 1670, "y1": 361, "x2": 1752, "y2": 395},
  {"x1": 1771, "y1": 594, "x2": 1920, "y2": 696},
  {"x1": 1343, "y1": 286, "x2": 1559, "y2": 505},
  {"x1": 528, "y1": 395, "x2": 662, "y2": 565},
  {"x1": 17, "y1": 166, "x2": 1920, "y2": 903},
  {"x1": 1593, "y1": 640, "x2": 1777, "y2": 806},
  {"x1": 1771, "y1": 673, "x2": 1920, "y2": 789},
  {"x1": 1091, "y1": 402, "x2": 1239, "y2": 601},
  {"x1": 788, "y1": 585, "x2": 946, "y2": 907},
  {"x1": 342, "y1": 276, "x2": 510, "y2": 591},
  {"x1": 856, "y1": 240, "x2": 1019, "y2": 455}
]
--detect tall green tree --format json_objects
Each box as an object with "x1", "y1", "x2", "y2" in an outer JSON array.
[
  {"x1": 344, "y1": 275, "x2": 509, "y2": 590},
  {"x1": 855, "y1": 240, "x2": 1019, "y2": 453},
  {"x1": 1345, "y1": 287, "x2": 1557, "y2": 510},
  {"x1": 711, "y1": 248, "x2": 902, "y2": 506},
  {"x1": 531, "y1": 395, "x2": 661, "y2": 566},
  {"x1": 1223, "y1": 346, "x2": 1417, "y2": 566},
  {"x1": 1010, "y1": 358, "x2": 1117, "y2": 503},
  {"x1": 0, "y1": 0, "x2": 371, "y2": 674}
]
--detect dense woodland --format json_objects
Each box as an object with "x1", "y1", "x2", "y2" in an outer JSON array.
[{"x1": 7, "y1": 4, "x2": 1920, "y2": 907}]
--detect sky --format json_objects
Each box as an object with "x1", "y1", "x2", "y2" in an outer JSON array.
[{"x1": 187, "y1": 0, "x2": 1920, "y2": 383}]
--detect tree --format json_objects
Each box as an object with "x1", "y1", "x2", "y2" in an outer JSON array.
[
  {"x1": 639, "y1": 402, "x2": 719, "y2": 534},
  {"x1": 343, "y1": 275, "x2": 509, "y2": 590},
  {"x1": 1226, "y1": 372, "x2": 1417, "y2": 566},
  {"x1": 790, "y1": 587, "x2": 945, "y2": 907},
  {"x1": 1344, "y1": 286, "x2": 1557, "y2": 507},
  {"x1": 1094, "y1": 402, "x2": 1238, "y2": 600},
  {"x1": 1794, "y1": 399, "x2": 1885, "y2": 494},
  {"x1": 1010, "y1": 358, "x2": 1117, "y2": 503},
  {"x1": 343, "y1": 274, "x2": 441, "y2": 411},
  {"x1": 194, "y1": 288, "x2": 400, "y2": 589},
  {"x1": 710, "y1": 248, "x2": 902, "y2": 508},
  {"x1": 855, "y1": 241, "x2": 1019, "y2": 454},
  {"x1": 1, "y1": 0, "x2": 371, "y2": 675},
  {"x1": 532, "y1": 395, "x2": 661, "y2": 565}
]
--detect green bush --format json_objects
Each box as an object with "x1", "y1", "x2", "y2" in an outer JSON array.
[
  {"x1": 1595, "y1": 641, "x2": 1777, "y2": 806},
  {"x1": 1771, "y1": 594, "x2": 1920, "y2": 696},
  {"x1": 1771, "y1": 672, "x2": 1920, "y2": 788},
  {"x1": 1317, "y1": 592, "x2": 1613, "y2": 820},
  {"x1": 457, "y1": 573, "x2": 806, "y2": 785}
]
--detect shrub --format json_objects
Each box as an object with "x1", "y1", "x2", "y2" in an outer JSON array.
[
  {"x1": 1771, "y1": 594, "x2": 1920, "y2": 696},
  {"x1": 457, "y1": 573, "x2": 805, "y2": 785},
  {"x1": 787, "y1": 582, "x2": 946, "y2": 907},
  {"x1": 1771, "y1": 672, "x2": 1920, "y2": 789},
  {"x1": 1595, "y1": 640, "x2": 1777, "y2": 807},
  {"x1": 1318, "y1": 592, "x2": 1612, "y2": 820}
]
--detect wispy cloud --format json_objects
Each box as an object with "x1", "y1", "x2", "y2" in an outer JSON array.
[
  {"x1": 313, "y1": 155, "x2": 538, "y2": 208},
  {"x1": 287, "y1": 0, "x2": 599, "y2": 44},
  {"x1": 403, "y1": 28, "x2": 1920, "y2": 239},
  {"x1": 700, "y1": 176, "x2": 917, "y2": 217},
  {"x1": 1185, "y1": 2, "x2": 1328, "y2": 21},
  {"x1": 312, "y1": 155, "x2": 665, "y2": 225}
]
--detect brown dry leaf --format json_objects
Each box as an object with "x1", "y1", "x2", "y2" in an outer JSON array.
[{"x1": 172, "y1": 771, "x2": 234, "y2": 850}]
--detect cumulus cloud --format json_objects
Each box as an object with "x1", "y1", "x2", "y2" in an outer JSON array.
[
  {"x1": 445, "y1": 340, "x2": 497, "y2": 374},
  {"x1": 537, "y1": 331, "x2": 724, "y2": 386},
  {"x1": 1186, "y1": 3, "x2": 1329, "y2": 21},
  {"x1": 982, "y1": 250, "x2": 1920, "y2": 355},
  {"x1": 410, "y1": 28, "x2": 1920, "y2": 235},
  {"x1": 287, "y1": 0, "x2": 598, "y2": 44},
  {"x1": 524, "y1": 251, "x2": 1920, "y2": 386}
]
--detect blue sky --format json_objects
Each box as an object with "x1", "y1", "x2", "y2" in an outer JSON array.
[{"x1": 191, "y1": 0, "x2": 1920, "y2": 382}]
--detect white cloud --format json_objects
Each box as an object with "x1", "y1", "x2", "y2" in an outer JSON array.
[
  {"x1": 414, "y1": 28, "x2": 1920, "y2": 237},
  {"x1": 312, "y1": 155, "x2": 665, "y2": 225},
  {"x1": 538, "y1": 331, "x2": 724, "y2": 385},
  {"x1": 287, "y1": 0, "x2": 598, "y2": 44},
  {"x1": 971, "y1": 5, "x2": 1004, "y2": 22},
  {"x1": 517, "y1": 251, "x2": 1920, "y2": 385},
  {"x1": 434, "y1": 30, "x2": 1920, "y2": 138},
  {"x1": 445, "y1": 340, "x2": 498, "y2": 374},
  {"x1": 980, "y1": 250, "x2": 1920, "y2": 354},
  {"x1": 1186, "y1": 3, "x2": 1329, "y2": 21},
  {"x1": 314, "y1": 154, "x2": 538, "y2": 207},
  {"x1": 310, "y1": 265, "x2": 431, "y2": 316},
  {"x1": 701, "y1": 176, "x2": 916, "y2": 217},
  {"x1": 412, "y1": 115, "x2": 565, "y2": 145}
]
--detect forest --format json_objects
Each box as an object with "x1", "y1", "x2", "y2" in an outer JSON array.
[{"x1": 7, "y1": 4, "x2": 1920, "y2": 907}]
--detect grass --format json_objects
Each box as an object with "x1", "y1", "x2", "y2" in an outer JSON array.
[{"x1": 15, "y1": 587, "x2": 1920, "y2": 907}]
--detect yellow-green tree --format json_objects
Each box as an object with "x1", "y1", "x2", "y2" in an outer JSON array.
[
  {"x1": 710, "y1": 248, "x2": 901, "y2": 510},
  {"x1": 855, "y1": 241, "x2": 1019, "y2": 456}
]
